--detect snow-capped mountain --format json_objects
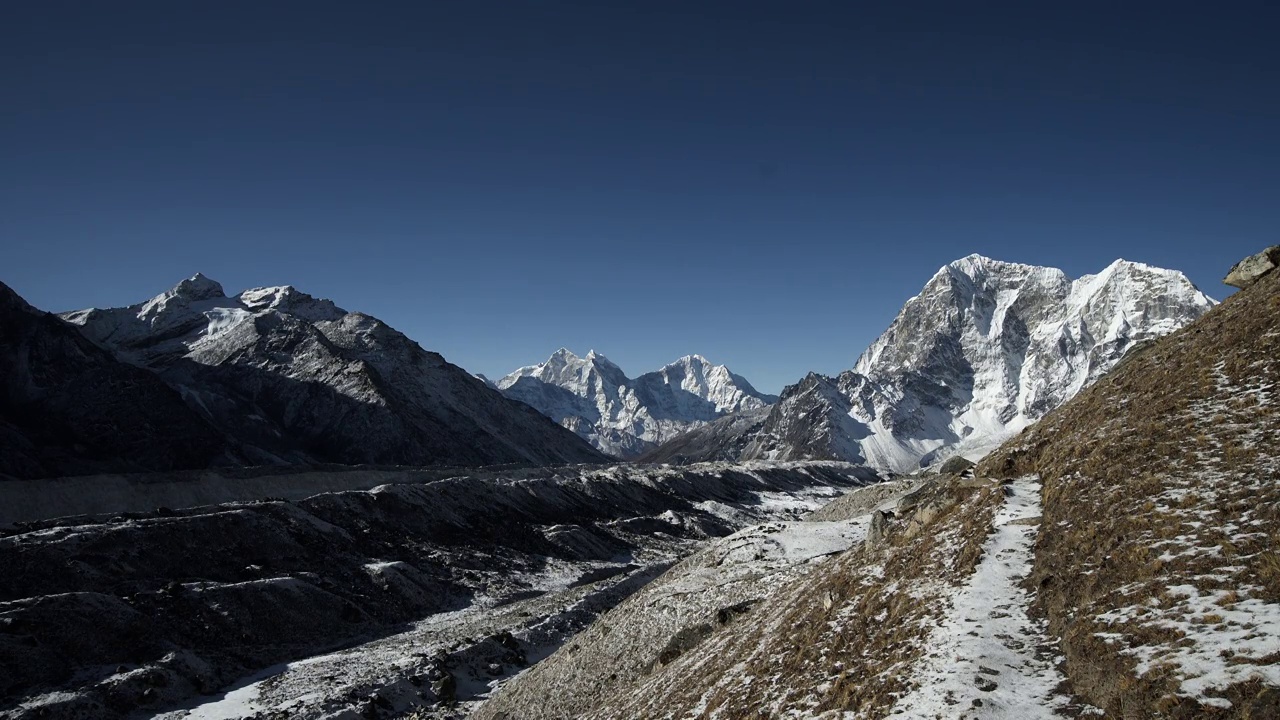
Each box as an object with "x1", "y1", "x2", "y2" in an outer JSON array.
[
  {"x1": 497, "y1": 349, "x2": 777, "y2": 457},
  {"x1": 61, "y1": 275, "x2": 607, "y2": 468},
  {"x1": 654, "y1": 255, "x2": 1215, "y2": 473}
]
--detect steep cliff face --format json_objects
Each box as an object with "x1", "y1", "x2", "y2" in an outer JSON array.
[
  {"x1": 498, "y1": 349, "x2": 776, "y2": 457},
  {"x1": 655, "y1": 255, "x2": 1215, "y2": 473},
  {"x1": 61, "y1": 275, "x2": 607, "y2": 467}
]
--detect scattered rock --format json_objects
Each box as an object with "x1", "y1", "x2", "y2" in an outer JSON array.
[
  {"x1": 864, "y1": 510, "x2": 893, "y2": 552},
  {"x1": 430, "y1": 672, "x2": 457, "y2": 704},
  {"x1": 938, "y1": 456, "x2": 976, "y2": 475}
]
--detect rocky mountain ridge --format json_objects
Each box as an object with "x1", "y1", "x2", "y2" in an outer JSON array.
[
  {"x1": 57, "y1": 275, "x2": 606, "y2": 469},
  {"x1": 497, "y1": 349, "x2": 776, "y2": 457},
  {"x1": 647, "y1": 255, "x2": 1215, "y2": 473}
]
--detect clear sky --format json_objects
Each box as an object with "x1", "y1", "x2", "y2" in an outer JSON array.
[{"x1": 3, "y1": 1, "x2": 1277, "y2": 394}]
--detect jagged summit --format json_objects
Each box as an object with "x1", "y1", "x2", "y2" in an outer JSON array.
[
  {"x1": 651, "y1": 255, "x2": 1215, "y2": 473},
  {"x1": 497, "y1": 349, "x2": 777, "y2": 458}
]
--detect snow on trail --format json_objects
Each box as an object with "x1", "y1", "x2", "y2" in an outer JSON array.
[{"x1": 890, "y1": 476, "x2": 1076, "y2": 719}]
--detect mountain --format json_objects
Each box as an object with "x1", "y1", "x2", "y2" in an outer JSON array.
[
  {"x1": 60, "y1": 275, "x2": 607, "y2": 468},
  {"x1": 476, "y1": 249, "x2": 1279, "y2": 720},
  {"x1": 650, "y1": 255, "x2": 1215, "y2": 473},
  {"x1": 0, "y1": 281, "x2": 232, "y2": 478},
  {"x1": 496, "y1": 349, "x2": 777, "y2": 457}
]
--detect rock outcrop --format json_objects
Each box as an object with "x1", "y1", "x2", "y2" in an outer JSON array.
[{"x1": 1223, "y1": 245, "x2": 1280, "y2": 289}]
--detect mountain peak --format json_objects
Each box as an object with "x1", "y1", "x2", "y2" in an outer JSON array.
[
  {"x1": 238, "y1": 285, "x2": 346, "y2": 322},
  {"x1": 170, "y1": 273, "x2": 226, "y2": 301},
  {"x1": 549, "y1": 347, "x2": 580, "y2": 362},
  {"x1": 728, "y1": 255, "x2": 1216, "y2": 473},
  {"x1": 496, "y1": 349, "x2": 776, "y2": 457},
  {"x1": 942, "y1": 254, "x2": 1048, "y2": 278}
]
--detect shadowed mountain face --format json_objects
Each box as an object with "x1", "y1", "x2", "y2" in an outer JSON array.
[
  {"x1": 646, "y1": 255, "x2": 1216, "y2": 473},
  {"x1": 59, "y1": 275, "x2": 607, "y2": 468},
  {"x1": 0, "y1": 282, "x2": 230, "y2": 478},
  {"x1": 497, "y1": 349, "x2": 777, "y2": 458}
]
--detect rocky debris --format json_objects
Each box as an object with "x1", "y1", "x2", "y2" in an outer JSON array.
[
  {"x1": 633, "y1": 405, "x2": 770, "y2": 465},
  {"x1": 0, "y1": 460, "x2": 877, "y2": 719},
  {"x1": 472, "y1": 482, "x2": 914, "y2": 720},
  {"x1": 0, "y1": 281, "x2": 231, "y2": 479},
  {"x1": 1223, "y1": 245, "x2": 1280, "y2": 288},
  {"x1": 803, "y1": 476, "x2": 925, "y2": 522},
  {"x1": 58, "y1": 275, "x2": 607, "y2": 469}
]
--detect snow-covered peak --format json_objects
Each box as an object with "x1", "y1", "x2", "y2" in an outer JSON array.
[
  {"x1": 128, "y1": 273, "x2": 231, "y2": 329},
  {"x1": 663, "y1": 354, "x2": 711, "y2": 369},
  {"x1": 741, "y1": 254, "x2": 1216, "y2": 473},
  {"x1": 498, "y1": 347, "x2": 627, "y2": 394},
  {"x1": 549, "y1": 347, "x2": 579, "y2": 362},
  {"x1": 171, "y1": 273, "x2": 226, "y2": 301},
  {"x1": 584, "y1": 349, "x2": 623, "y2": 370},
  {"x1": 62, "y1": 275, "x2": 363, "y2": 364},
  {"x1": 497, "y1": 350, "x2": 776, "y2": 457},
  {"x1": 238, "y1": 285, "x2": 346, "y2": 323}
]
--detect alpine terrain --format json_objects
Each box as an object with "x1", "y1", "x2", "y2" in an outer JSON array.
[
  {"x1": 476, "y1": 250, "x2": 1280, "y2": 719},
  {"x1": 57, "y1": 275, "x2": 606, "y2": 469},
  {"x1": 497, "y1": 349, "x2": 776, "y2": 457},
  {"x1": 644, "y1": 254, "x2": 1215, "y2": 473}
]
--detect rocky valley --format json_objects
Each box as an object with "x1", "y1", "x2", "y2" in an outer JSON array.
[{"x1": 2, "y1": 250, "x2": 1275, "y2": 719}]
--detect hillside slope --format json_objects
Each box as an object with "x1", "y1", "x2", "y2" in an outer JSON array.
[
  {"x1": 479, "y1": 256, "x2": 1277, "y2": 719},
  {"x1": 983, "y1": 257, "x2": 1280, "y2": 714}
]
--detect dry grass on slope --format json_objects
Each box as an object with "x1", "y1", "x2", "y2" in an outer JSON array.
[
  {"x1": 575, "y1": 477, "x2": 1006, "y2": 719},
  {"x1": 983, "y1": 268, "x2": 1280, "y2": 717}
]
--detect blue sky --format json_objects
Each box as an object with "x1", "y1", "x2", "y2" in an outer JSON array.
[{"x1": 3, "y1": 1, "x2": 1277, "y2": 394}]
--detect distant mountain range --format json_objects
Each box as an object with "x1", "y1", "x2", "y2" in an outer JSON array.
[
  {"x1": 1, "y1": 253, "x2": 1215, "y2": 479},
  {"x1": 642, "y1": 255, "x2": 1215, "y2": 473},
  {"x1": 0, "y1": 275, "x2": 606, "y2": 478},
  {"x1": 495, "y1": 349, "x2": 777, "y2": 457}
]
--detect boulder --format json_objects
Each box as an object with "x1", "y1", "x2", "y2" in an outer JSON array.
[
  {"x1": 938, "y1": 456, "x2": 976, "y2": 476},
  {"x1": 864, "y1": 510, "x2": 893, "y2": 552},
  {"x1": 1224, "y1": 245, "x2": 1280, "y2": 289}
]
